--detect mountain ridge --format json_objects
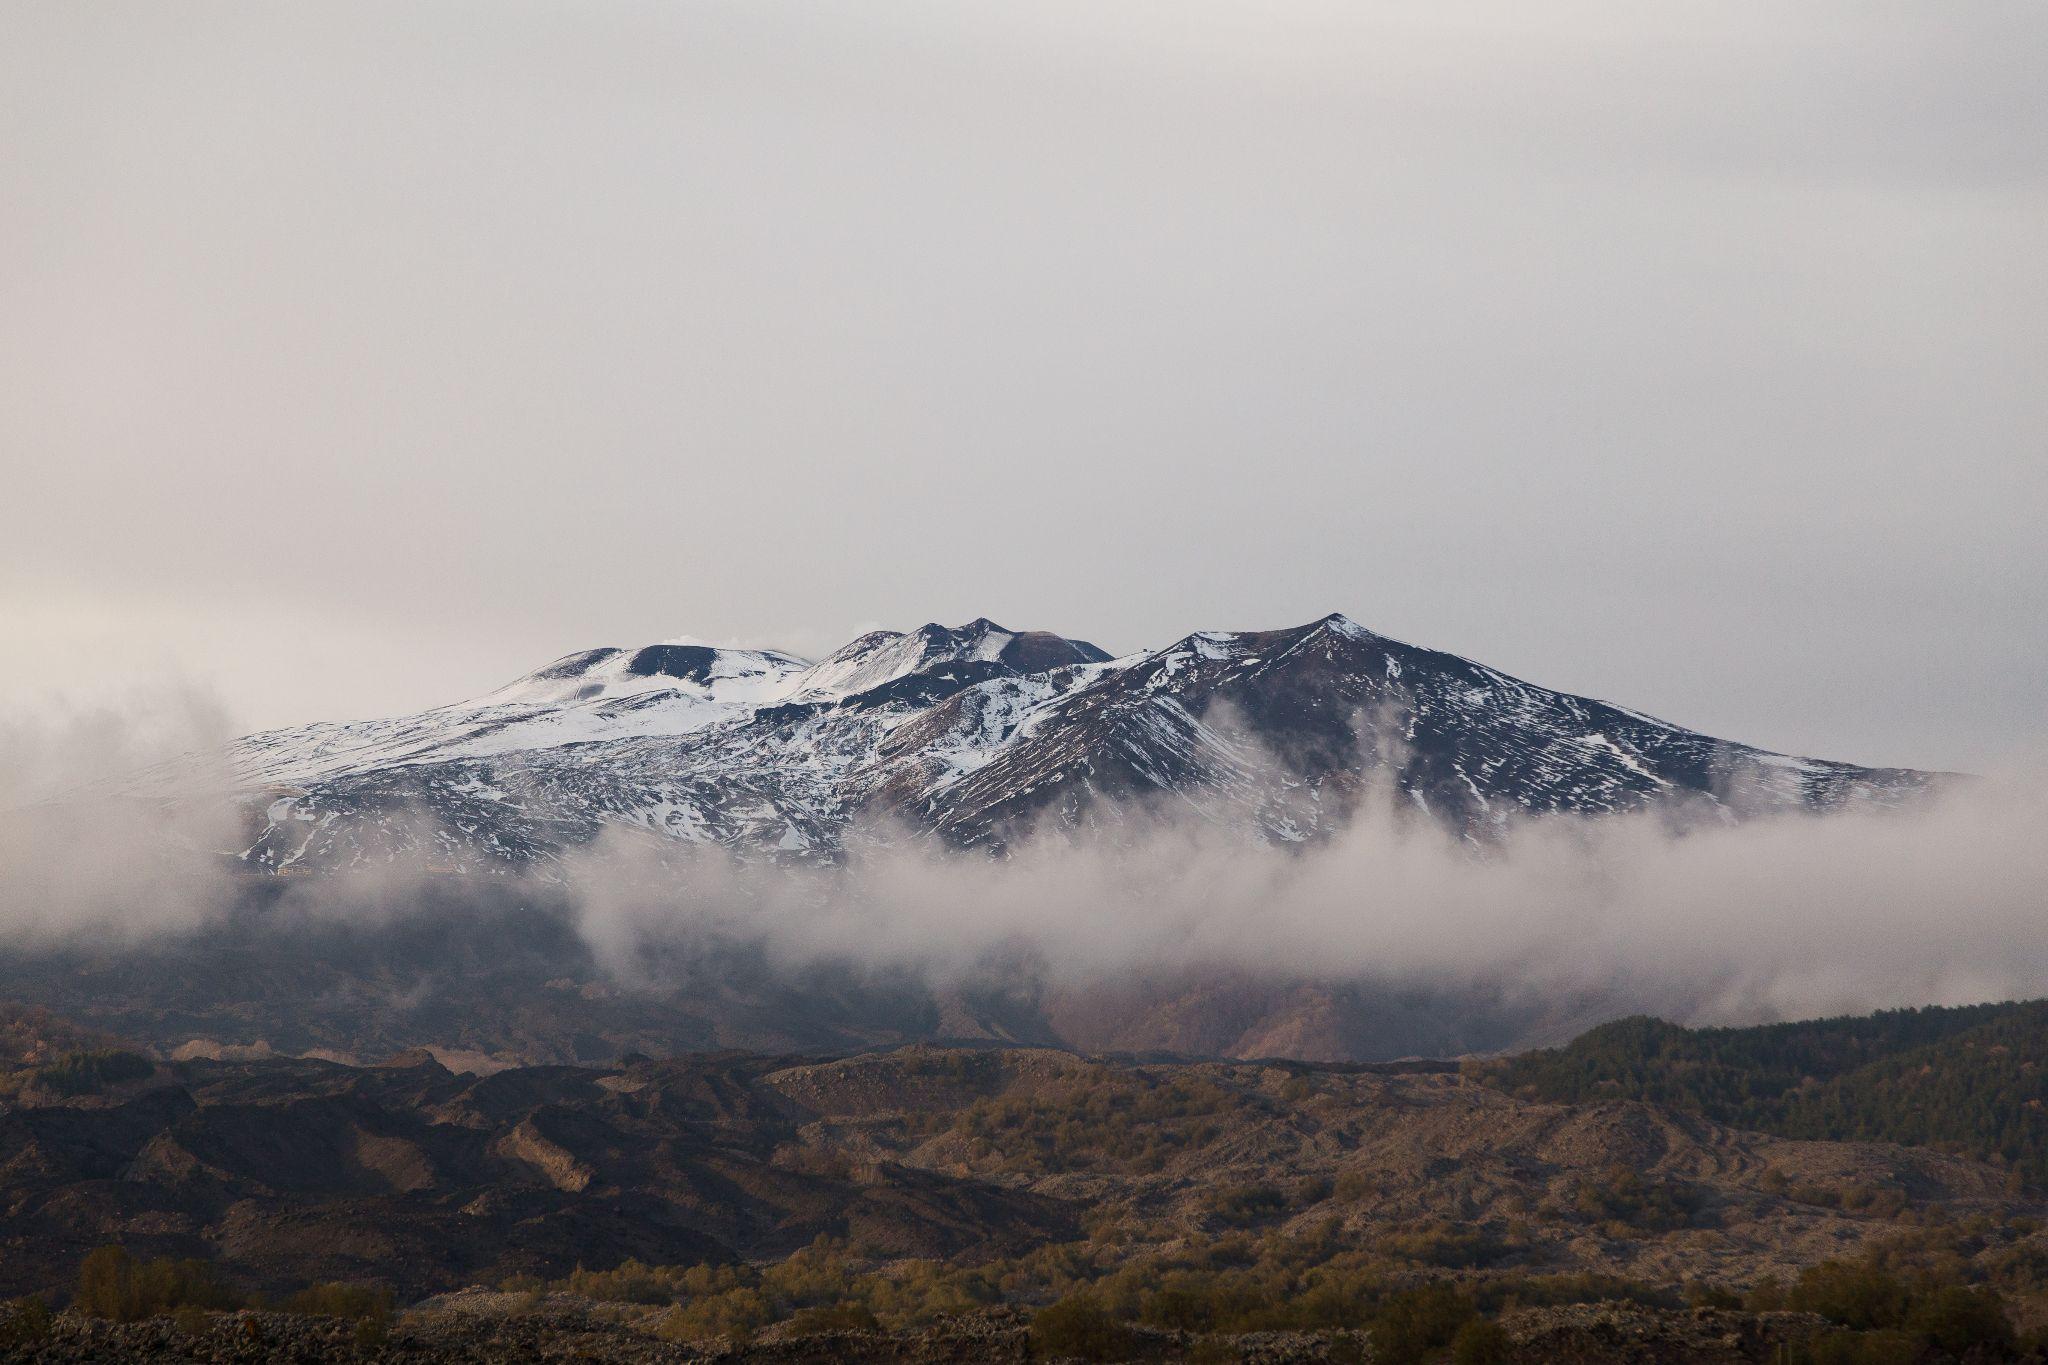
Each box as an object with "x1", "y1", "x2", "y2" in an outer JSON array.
[{"x1": 196, "y1": 612, "x2": 1937, "y2": 875}]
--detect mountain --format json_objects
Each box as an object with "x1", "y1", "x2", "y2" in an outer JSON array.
[{"x1": 203, "y1": 613, "x2": 1933, "y2": 874}]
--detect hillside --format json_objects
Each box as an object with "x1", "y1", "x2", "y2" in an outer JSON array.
[
  {"x1": 3, "y1": 1035, "x2": 2047, "y2": 1361},
  {"x1": 1482, "y1": 1000, "x2": 2048, "y2": 1187},
  {"x1": 0, "y1": 1037, "x2": 2032, "y2": 1297}
]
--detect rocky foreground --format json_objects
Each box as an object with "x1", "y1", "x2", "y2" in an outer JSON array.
[
  {"x1": 5, "y1": 1034, "x2": 2046, "y2": 1361},
  {"x1": 0, "y1": 1299, "x2": 1834, "y2": 1364},
  {"x1": 2, "y1": 1043, "x2": 2029, "y2": 1298}
]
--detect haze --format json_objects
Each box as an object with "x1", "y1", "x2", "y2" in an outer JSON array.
[{"x1": 3, "y1": 1, "x2": 2043, "y2": 772}]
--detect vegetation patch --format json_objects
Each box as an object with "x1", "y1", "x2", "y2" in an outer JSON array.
[{"x1": 1483, "y1": 1002, "x2": 2048, "y2": 1188}]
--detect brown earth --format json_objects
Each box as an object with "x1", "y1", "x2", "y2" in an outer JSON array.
[
  {"x1": 0, "y1": 1298, "x2": 1847, "y2": 1363},
  {"x1": 0, "y1": 1042, "x2": 2035, "y2": 1306}
]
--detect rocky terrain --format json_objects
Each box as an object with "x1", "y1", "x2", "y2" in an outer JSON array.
[
  {"x1": 0, "y1": 1042, "x2": 2032, "y2": 1300},
  {"x1": 5, "y1": 1006, "x2": 2047, "y2": 1361},
  {"x1": 0, "y1": 1298, "x2": 1844, "y2": 1364}
]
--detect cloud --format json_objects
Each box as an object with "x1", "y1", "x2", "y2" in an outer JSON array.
[
  {"x1": 561, "y1": 768, "x2": 2048, "y2": 1030},
  {"x1": 3, "y1": 674, "x2": 2043, "y2": 1044},
  {"x1": 0, "y1": 684, "x2": 242, "y2": 944}
]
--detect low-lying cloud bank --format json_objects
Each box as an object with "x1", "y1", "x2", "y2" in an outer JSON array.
[
  {"x1": 565, "y1": 772, "x2": 2048, "y2": 1029},
  {"x1": 0, "y1": 688, "x2": 239, "y2": 945},
  {"x1": 2, "y1": 694, "x2": 2045, "y2": 1036}
]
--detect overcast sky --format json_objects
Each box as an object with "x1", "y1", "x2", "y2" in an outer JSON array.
[{"x1": 2, "y1": 1, "x2": 2042, "y2": 771}]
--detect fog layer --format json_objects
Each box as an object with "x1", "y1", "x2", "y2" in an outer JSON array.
[
  {"x1": 565, "y1": 774, "x2": 2048, "y2": 1030},
  {"x1": 4, "y1": 690, "x2": 2040, "y2": 1040}
]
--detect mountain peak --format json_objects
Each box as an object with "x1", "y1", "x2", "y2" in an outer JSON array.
[
  {"x1": 481, "y1": 640, "x2": 807, "y2": 708},
  {"x1": 1316, "y1": 611, "x2": 1376, "y2": 640},
  {"x1": 781, "y1": 620, "x2": 1108, "y2": 703},
  {"x1": 217, "y1": 610, "x2": 1937, "y2": 874}
]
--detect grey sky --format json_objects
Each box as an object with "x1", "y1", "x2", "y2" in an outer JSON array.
[{"x1": 2, "y1": 1, "x2": 2042, "y2": 772}]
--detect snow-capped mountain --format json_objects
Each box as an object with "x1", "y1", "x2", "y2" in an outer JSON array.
[{"x1": 211, "y1": 614, "x2": 1934, "y2": 873}]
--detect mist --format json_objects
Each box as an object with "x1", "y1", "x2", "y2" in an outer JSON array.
[
  {"x1": 0, "y1": 687, "x2": 241, "y2": 945},
  {"x1": 2, "y1": 673, "x2": 2044, "y2": 1055},
  {"x1": 563, "y1": 772, "x2": 2048, "y2": 1032}
]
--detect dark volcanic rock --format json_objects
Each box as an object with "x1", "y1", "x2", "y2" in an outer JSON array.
[
  {"x1": 0, "y1": 1302, "x2": 1838, "y2": 1364},
  {"x1": 0, "y1": 1045, "x2": 2026, "y2": 1308}
]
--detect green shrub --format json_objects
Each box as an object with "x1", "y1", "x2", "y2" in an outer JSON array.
[
  {"x1": 758, "y1": 1237, "x2": 868, "y2": 1310},
  {"x1": 1203, "y1": 1183, "x2": 1289, "y2": 1229},
  {"x1": 1796, "y1": 1328, "x2": 1922, "y2": 1365},
  {"x1": 1572, "y1": 1165, "x2": 1701, "y2": 1232},
  {"x1": 1380, "y1": 1220, "x2": 1508, "y2": 1268},
  {"x1": 1783, "y1": 1182, "x2": 1910, "y2": 1219},
  {"x1": 787, "y1": 1301, "x2": 880, "y2": 1334},
  {"x1": 658, "y1": 1287, "x2": 771, "y2": 1343},
  {"x1": 952, "y1": 1068, "x2": 1238, "y2": 1174},
  {"x1": 564, "y1": 1257, "x2": 678, "y2": 1305},
  {"x1": 543, "y1": 1256, "x2": 752, "y2": 1307},
  {"x1": 1786, "y1": 1259, "x2": 1910, "y2": 1331},
  {"x1": 1370, "y1": 1284, "x2": 1474, "y2": 1365},
  {"x1": 1746, "y1": 1274, "x2": 1786, "y2": 1312},
  {"x1": 1138, "y1": 1278, "x2": 1217, "y2": 1332},
  {"x1": 1778, "y1": 1252, "x2": 2015, "y2": 1360},
  {"x1": 1332, "y1": 1170, "x2": 1376, "y2": 1203},
  {"x1": 74, "y1": 1246, "x2": 242, "y2": 1321},
  {"x1": 1449, "y1": 1316, "x2": 1512, "y2": 1365},
  {"x1": 1030, "y1": 1293, "x2": 1138, "y2": 1362},
  {"x1": 0, "y1": 1297, "x2": 52, "y2": 1345},
  {"x1": 1905, "y1": 1282, "x2": 2012, "y2": 1355}
]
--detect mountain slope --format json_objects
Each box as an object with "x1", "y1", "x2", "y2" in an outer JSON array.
[
  {"x1": 911, "y1": 614, "x2": 1918, "y2": 848},
  {"x1": 1484, "y1": 1000, "x2": 2048, "y2": 1186},
  {"x1": 201, "y1": 613, "x2": 1935, "y2": 873}
]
